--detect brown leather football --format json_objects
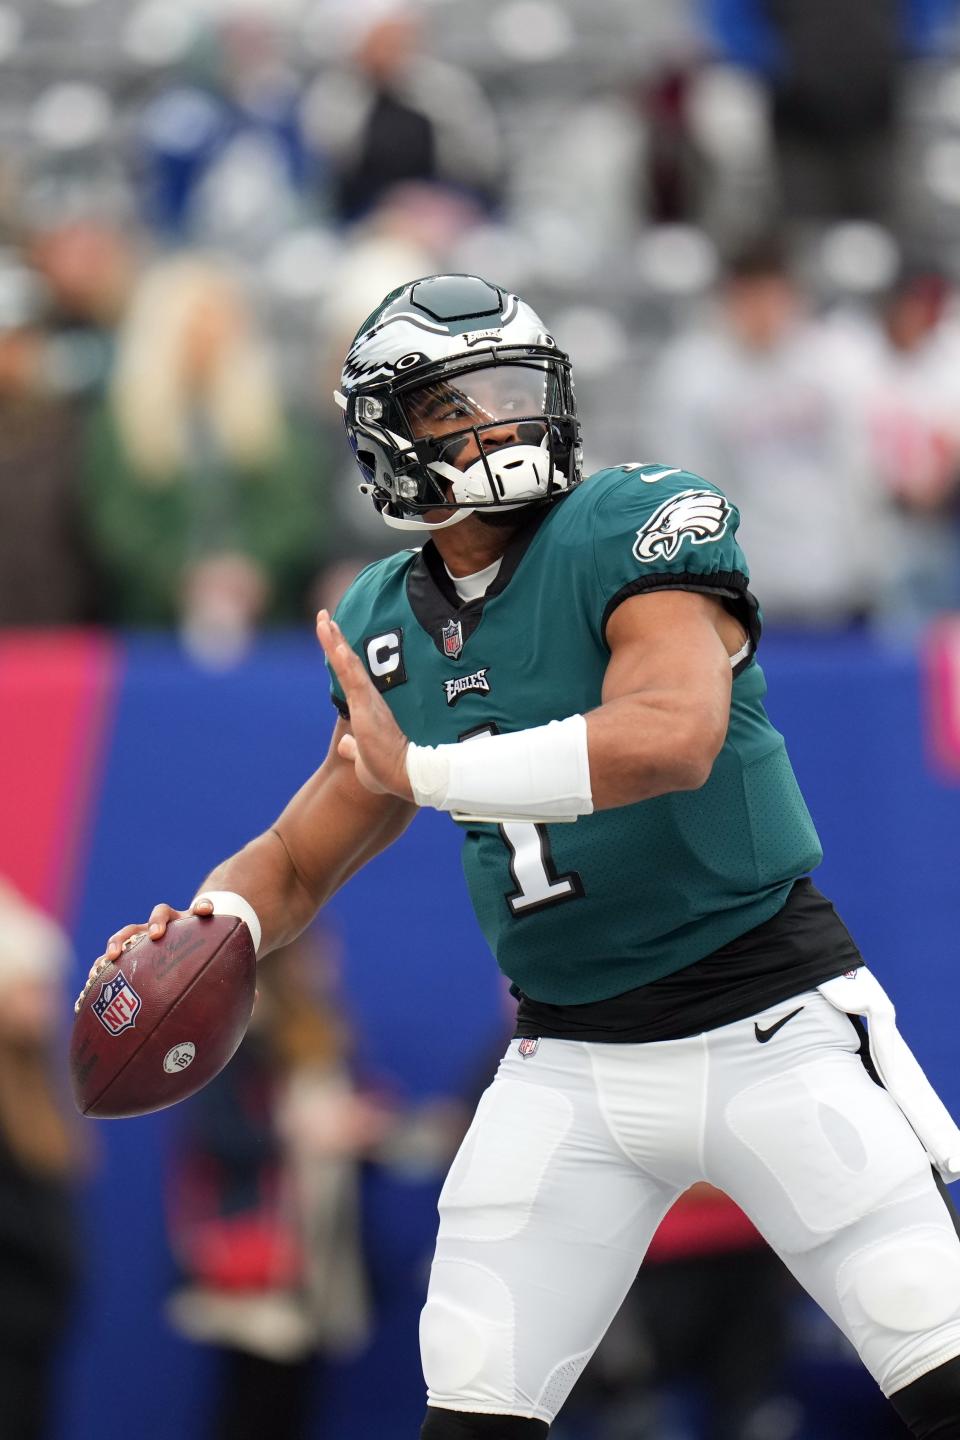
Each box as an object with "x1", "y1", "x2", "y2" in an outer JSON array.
[{"x1": 70, "y1": 913, "x2": 257, "y2": 1118}]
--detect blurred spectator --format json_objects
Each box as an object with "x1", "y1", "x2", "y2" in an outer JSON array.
[
  {"x1": 302, "y1": 2, "x2": 501, "y2": 222},
  {"x1": 136, "y1": 12, "x2": 309, "y2": 254},
  {"x1": 321, "y1": 182, "x2": 484, "y2": 370},
  {"x1": 704, "y1": 0, "x2": 957, "y2": 226},
  {"x1": 842, "y1": 265, "x2": 960, "y2": 628},
  {"x1": 647, "y1": 235, "x2": 887, "y2": 627},
  {"x1": 0, "y1": 880, "x2": 81, "y2": 1440},
  {"x1": 0, "y1": 253, "x2": 95, "y2": 625},
  {"x1": 166, "y1": 932, "x2": 395, "y2": 1440},
  {"x1": 26, "y1": 218, "x2": 142, "y2": 402},
  {"x1": 80, "y1": 254, "x2": 328, "y2": 655}
]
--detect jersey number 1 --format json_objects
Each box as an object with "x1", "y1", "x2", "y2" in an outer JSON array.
[
  {"x1": 500, "y1": 822, "x2": 585, "y2": 917},
  {"x1": 459, "y1": 724, "x2": 585, "y2": 917}
]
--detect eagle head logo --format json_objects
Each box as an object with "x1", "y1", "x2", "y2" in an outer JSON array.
[{"x1": 632, "y1": 489, "x2": 731, "y2": 564}]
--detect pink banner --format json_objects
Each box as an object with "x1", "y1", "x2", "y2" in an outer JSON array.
[{"x1": 0, "y1": 629, "x2": 118, "y2": 919}]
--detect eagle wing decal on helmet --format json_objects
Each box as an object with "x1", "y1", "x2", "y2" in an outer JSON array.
[{"x1": 632, "y1": 489, "x2": 732, "y2": 564}]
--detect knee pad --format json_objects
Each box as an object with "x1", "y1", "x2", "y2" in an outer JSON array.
[
  {"x1": 840, "y1": 1228, "x2": 960, "y2": 1335},
  {"x1": 420, "y1": 1409, "x2": 548, "y2": 1439},
  {"x1": 889, "y1": 1354, "x2": 960, "y2": 1439},
  {"x1": 837, "y1": 1226, "x2": 960, "y2": 1394},
  {"x1": 420, "y1": 1263, "x2": 514, "y2": 1402}
]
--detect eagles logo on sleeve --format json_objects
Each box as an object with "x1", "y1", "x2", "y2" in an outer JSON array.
[{"x1": 632, "y1": 489, "x2": 732, "y2": 564}]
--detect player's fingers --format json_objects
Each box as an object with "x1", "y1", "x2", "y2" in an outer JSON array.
[
  {"x1": 338, "y1": 733, "x2": 358, "y2": 763},
  {"x1": 327, "y1": 619, "x2": 367, "y2": 681},
  {"x1": 84, "y1": 953, "x2": 109, "y2": 989},
  {"x1": 338, "y1": 643, "x2": 370, "y2": 694},
  {"x1": 327, "y1": 637, "x2": 366, "y2": 695},
  {"x1": 190, "y1": 897, "x2": 214, "y2": 916},
  {"x1": 103, "y1": 903, "x2": 180, "y2": 962},
  {"x1": 338, "y1": 727, "x2": 391, "y2": 795},
  {"x1": 103, "y1": 923, "x2": 146, "y2": 962},
  {"x1": 77, "y1": 929, "x2": 137, "y2": 1009},
  {"x1": 74, "y1": 967, "x2": 102, "y2": 1012},
  {"x1": 75, "y1": 954, "x2": 108, "y2": 1010},
  {"x1": 316, "y1": 616, "x2": 348, "y2": 684},
  {"x1": 317, "y1": 613, "x2": 369, "y2": 698},
  {"x1": 316, "y1": 610, "x2": 340, "y2": 661},
  {"x1": 317, "y1": 609, "x2": 345, "y2": 638},
  {"x1": 146, "y1": 902, "x2": 181, "y2": 939}
]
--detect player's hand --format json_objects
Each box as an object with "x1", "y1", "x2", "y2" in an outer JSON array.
[
  {"x1": 75, "y1": 898, "x2": 215, "y2": 1012},
  {"x1": 316, "y1": 609, "x2": 414, "y2": 802}
]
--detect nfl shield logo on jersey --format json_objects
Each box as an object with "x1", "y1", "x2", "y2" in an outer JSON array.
[
  {"x1": 442, "y1": 619, "x2": 464, "y2": 659},
  {"x1": 518, "y1": 1037, "x2": 540, "y2": 1059},
  {"x1": 92, "y1": 970, "x2": 142, "y2": 1036}
]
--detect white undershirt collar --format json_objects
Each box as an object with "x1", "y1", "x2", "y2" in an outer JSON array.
[{"x1": 444, "y1": 556, "x2": 503, "y2": 604}]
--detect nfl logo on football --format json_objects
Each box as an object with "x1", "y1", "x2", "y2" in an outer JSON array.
[
  {"x1": 442, "y1": 619, "x2": 464, "y2": 660},
  {"x1": 93, "y1": 971, "x2": 142, "y2": 1035}
]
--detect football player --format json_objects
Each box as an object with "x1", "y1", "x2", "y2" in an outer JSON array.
[{"x1": 91, "y1": 275, "x2": 960, "y2": 1438}]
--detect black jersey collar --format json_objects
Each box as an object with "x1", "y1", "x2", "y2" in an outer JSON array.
[{"x1": 406, "y1": 500, "x2": 559, "y2": 659}]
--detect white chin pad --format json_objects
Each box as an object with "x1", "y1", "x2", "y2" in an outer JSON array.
[{"x1": 450, "y1": 440, "x2": 564, "y2": 506}]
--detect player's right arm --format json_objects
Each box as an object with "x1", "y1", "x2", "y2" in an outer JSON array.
[{"x1": 88, "y1": 718, "x2": 416, "y2": 981}]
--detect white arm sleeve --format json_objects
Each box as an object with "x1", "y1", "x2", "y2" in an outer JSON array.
[{"x1": 405, "y1": 714, "x2": 593, "y2": 824}]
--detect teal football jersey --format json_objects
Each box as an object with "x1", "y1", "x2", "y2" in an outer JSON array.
[{"x1": 328, "y1": 466, "x2": 823, "y2": 1005}]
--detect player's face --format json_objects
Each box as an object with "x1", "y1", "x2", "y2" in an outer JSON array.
[{"x1": 404, "y1": 363, "x2": 553, "y2": 473}]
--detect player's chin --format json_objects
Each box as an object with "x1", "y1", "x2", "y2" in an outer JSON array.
[
  {"x1": 476, "y1": 502, "x2": 542, "y2": 530},
  {"x1": 423, "y1": 503, "x2": 457, "y2": 525}
]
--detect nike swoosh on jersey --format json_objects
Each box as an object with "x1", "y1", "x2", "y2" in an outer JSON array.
[
  {"x1": 754, "y1": 1006, "x2": 804, "y2": 1043},
  {"x1": 639, "y1": 466, "x2": 681, "y2": 483}
]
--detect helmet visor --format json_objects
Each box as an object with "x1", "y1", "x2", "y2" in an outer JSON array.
[{"x1": 400, "y1": 360, "x2": 564, "y2": 451}]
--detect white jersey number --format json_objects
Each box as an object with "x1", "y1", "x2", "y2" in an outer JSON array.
[
  {"x1": 459, "y1": 724, "x2": 585, "y2": 917},
  {"x1": 500, "y1": 822, "x2": 585, "y2": 916}
]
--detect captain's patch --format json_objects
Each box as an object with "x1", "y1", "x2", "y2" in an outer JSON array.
[{"x1": 632, "y1": 489, "x2": 731, "y2": 564}]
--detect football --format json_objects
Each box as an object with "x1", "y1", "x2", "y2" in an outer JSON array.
[{"x1": 70, "y1": 914, "x2": 257, "y2": 1118}]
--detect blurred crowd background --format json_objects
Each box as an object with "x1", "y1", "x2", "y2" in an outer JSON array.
[
  {"x1": 4, "y1": 0, "x2": 960, "y2": 648},
  {"x1": 5, "y1": 0, "x2": 960, "y2": 1437}
]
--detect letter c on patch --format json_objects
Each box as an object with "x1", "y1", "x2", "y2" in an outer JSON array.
[{"x1": 363, "y1": 628, "x2": 408, "y2": 692}]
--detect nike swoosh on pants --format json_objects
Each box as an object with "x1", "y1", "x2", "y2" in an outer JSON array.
[{"x1": 754, "y1": 1006, "x2": 805, "y2": 1043}]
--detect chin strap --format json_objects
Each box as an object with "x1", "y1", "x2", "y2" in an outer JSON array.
[{"x1": 377, "y1": 502, "x2": 477, "y2": 532}]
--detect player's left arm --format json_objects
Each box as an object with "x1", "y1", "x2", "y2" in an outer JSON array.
[
  {"x1": 318, "y1": 595, "x2": 745, "y2": 817},
  {"x1": 588, "y1": 588, "x2": 741, "y2": 807}
]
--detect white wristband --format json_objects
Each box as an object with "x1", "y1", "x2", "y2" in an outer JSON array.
[
  {"x1": 192, "y1": 890, "x2": 262, "y2": 956},
  {"x1": 405, "y1": 714, "x2": 593, "y2": 824}
]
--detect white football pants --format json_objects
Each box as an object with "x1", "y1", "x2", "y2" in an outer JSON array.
[{"x1": 420, "y1": 988, "x2": 960, "y2": 1424}]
